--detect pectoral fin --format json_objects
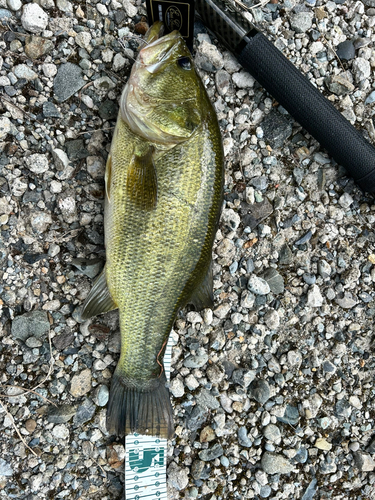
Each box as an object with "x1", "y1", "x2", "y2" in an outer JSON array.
[
  {"x1": 188, "y1": 260, "x2": 214, "y2": 310},
  {"x1": 81, "y1": 268, "x2": 117, "y2": 320},
  {"x1": 126, "y1": 146, "x2": 157, "y2": 210}
]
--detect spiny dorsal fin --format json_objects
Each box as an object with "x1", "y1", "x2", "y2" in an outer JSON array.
[
  {"x1": 81, "y1": 268, "x2": 117, "y2": 320},
  {"x1": 188, "y1": 260, "x2": 214, "y2": 311},
  {"x1": 126, "y1": 145, "x2": 157, "y2": 211}
]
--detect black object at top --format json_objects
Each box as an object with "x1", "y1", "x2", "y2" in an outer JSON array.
[{"x1": 195, "y1": 0, "x2": 375, "y2": 194}]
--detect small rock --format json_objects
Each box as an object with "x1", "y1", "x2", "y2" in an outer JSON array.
[
  {"x1": 198, "y1": 443, "x2": 224, "y2": 461},
  {"x1": 335, "y1": 292, "x2": 357, "y2": 309},
  {"x1": 353, "y1": 452, "x2": 375, "y2": 472},
  {"x1": 11, "y1": 310, "x2": 50, "y2": 342},
  {"x1": 71, "y1": 258, "x2": 103, "y2": 279},
  {"x1": 52, "y1": 424, "x2": 69, "y2": 440},
  {"x1": 95, "y1": 385, "x2": 109, "y2": 407},
  {"x1": 25, "y1": 419, "x2": 37, "y2": 433},
  {"x1": 232, "y1": 71, "x2": 255, "y2": 89},
  {"x1": 70, "y1": 369, "x2": 92, "y2": 397},
  {"x1": 25, "y1": 153, "x2": 49, "y2": 174},
  {"x1": 54, "y1": 63, "x2": 86, "y2": 102},
  {"x1": 248, "y1": 275, "x2": 270, "y2": 295},
  {"x1": 0, "y1": 458, "x2": 13, "y2": 476},
  {"x1": 0, "y1": 117, "x2": 12, "y2": 139},
  {"x1": 13, "y1": 64, "x2": 37, "y2": 81},
  {"x1": 167, "y1": 462, "x2": 189, "y2": 491},
  {"x1": 261, "y1": 110, "x2": 293, "y2": 148},
  {"x1": 196, "y1": 41, "x2": 224, "y2": 71},
  {"x1": 25, "y1": 35, "x2": 54, "y2": 59},
  {"x1": 307, "y1": 284, "x2": 323, "y2": 307},
  {"x1": 289, "y1": 12, "x2": 313, "y2": 33},
  {"x1": 200, "y1": 426, "x2": 216, "y2": 443},
  {"x1": 263, "y1": 424, "x2": 281, "y2": 442},
  {"x1": 7, "y1": 0, "x2": 22, "y2": 11},
  {"x1": 169, "y1": 377, "x2": 185, "y2": 398},
  {"x1": 215, "y1": 69, "x2": 231, "y2": 95},
  {"x1": 264, "y1": 309, "x2": 280, "y2": 330},
  {"x1": 315, "y1": 438, "x2": 332, "y2": 451},
  {"x1": 248, "y1": 379, "x2": 271, "y2": 405},
  {"x1": 43, "y1": 102, "x2": 61, "y2": 118},
  {"x1": 336, "y1": 40, "x2": 355, "y2": 61},
  {"x1": 352, "y1": 57, "x2": 371, "y2": 83},
  {"x1": 277, "y1": 405, "x2": 300, "y2": 425},
  {"x1": 21, "y1": 4, "x2": 48, "y2": 33},
  {"x1": 47, "y1": 404, "x2": 76, "y2": 424},
  {"x1": 73, "y1": 398, "x2": 96, "y2": 425},
  {"x1": 238, "y1": 426, "x2": 252, "y2": 447},
  {"x1": 261, "y1": 452, "x2": 294, "y2": 474},
  {"x1": 183, "y1": 353, "x2": 208, "y2": 368}
]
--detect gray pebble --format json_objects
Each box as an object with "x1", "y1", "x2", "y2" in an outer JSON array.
[
  {"x1": 54, "y1": 63, "x2": 86, "y2": 102},
  {"x1": 335, "y1": 292, "x2": 357, "y2": 309},
  {"x1": 95, "y1": 385, "x2": 109, "y2": 407},
  {"x1": 43, "y1": 101, "x2": 62, "y2": 118},
  {"x1": 248, "y1": 379, "x2": 271, "y2": 405},
  {"x1": 277, "y1": 405, "x2": 299, "y2": 426},
  {"x1": 238, "y1": 426, "x2": 252, "y2": 447},
  {"x1": 71, "y1": 258, "x2": 103, "y2": 278},
  {"x1": 167, "y1": 462, "x2": 189, "y2": 491},
  {"x1": 263, "y1": 424, "x2": 281, "y2": 442},
  {"x1": 279, "y1": 244, "x2": 293, "y2": 265},
  {"x1": 73, "y1": 398, "x2": 96, "y2": 425},
  {"x1": 261, "y1": 452, "x2": 294, "y2": 474},
  {"x1": 353, "y1": 452, "x2": 375, "y2": 472},
  {"x1": 248, "y1": 275, "x2": 270, "y2": 295},
  {"x1": 0, "y1": 458, "x2": 13, "y2": 476},
  {"x1": 260, "y1": 110, "x2": 293, "y2": 148},
  {"x1": 301, "y1": 478, "x2": 318, "y2": 500},
  {"x1": 336, "y1": 40, "x2": 356, "y2": 61},
  {"x1": 294, "y1": 447, "x2": 308, "y2": 464},
  {"x1": 12, "y1": 310, "x2": 50, "y2": 342},
  {"x1": 198, "y1": 443, "x2": 224, "y2": 461},
  {"x1": 289, "y1": 12, "x2": 313, "y2": 33},
  {"x1": 260, "y1": 485, "x2": 272, "y2": 498},
  {"x1": 262, "y1": 268, "x2": 284, "y2": 294},
  {"x1": 183, "y1": 353, "x2": 208, "y2": 368},
  {"x1": 47, "y1": 405, "x2": 76, "y2": 424}
]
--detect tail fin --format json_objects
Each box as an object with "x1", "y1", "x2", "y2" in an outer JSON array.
[{"x1": 106, "y1": 370, "x2": 174, "y2": 439}]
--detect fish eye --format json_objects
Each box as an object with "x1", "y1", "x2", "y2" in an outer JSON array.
[{"x1": 177, "y1": 56, "x2": 191, "y2": 70}]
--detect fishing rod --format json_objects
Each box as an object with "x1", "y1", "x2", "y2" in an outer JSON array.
[{"x1": 195, "y1": 0, "x2": 375, "y2": 194}]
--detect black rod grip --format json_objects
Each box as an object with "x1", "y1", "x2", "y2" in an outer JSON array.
[{"x1": 237, "y1": 31, "x2": 375, "y2": 193}]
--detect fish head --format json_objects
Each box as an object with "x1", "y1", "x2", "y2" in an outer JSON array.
[{"x1": 121, "y1": 23, "x2": 204, "y2": 144}]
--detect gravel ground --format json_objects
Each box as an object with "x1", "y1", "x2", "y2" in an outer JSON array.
[{"x1": 1, "y1": 0, "x2": 375, "y2": 499}]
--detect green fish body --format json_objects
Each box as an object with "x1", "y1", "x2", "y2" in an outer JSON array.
[{"x1": 81, "y1": 23, "x2": 224, "y2": 438}]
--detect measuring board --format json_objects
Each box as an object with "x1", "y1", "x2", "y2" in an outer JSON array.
[{"x1": 124, "y1": 333, "x2": 176, "y2": 500}]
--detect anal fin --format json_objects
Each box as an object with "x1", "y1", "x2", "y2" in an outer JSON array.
[
  {"x1": 81, "y1": 268, "x2": 117, "y2": 320},
  {"x1": 126, "y1": 145, "x2": 157, "y2": 211},
  {"x1": 188, "y1": 260, "x2": 214, "y2": 311}
]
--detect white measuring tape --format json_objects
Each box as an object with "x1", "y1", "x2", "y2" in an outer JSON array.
[{"x1": 124, "y1": 333, "x2": 175, "y2": 500}]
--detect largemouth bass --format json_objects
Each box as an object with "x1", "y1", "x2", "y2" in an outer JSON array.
[{"x1": 81, "y1": 22, "x2": 224, "y2": 439}]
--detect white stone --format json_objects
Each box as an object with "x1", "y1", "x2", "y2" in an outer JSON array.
[
  {"x1": 42, "y1": 63, "x2": 57, "y2": 78},
  {"x1": 113, "y1": 53, "x2": 126, "y2": 72},
  {"x1": 75, "y1": 32, "x2": 92, "y2": 52},
  {"x1": 81, "y1": 94, "x2": 94, "y2": 108},
  {"x1": 307, "y1": 284, "x2": 323, "y2": 307},
  {"x1": 21, "y1": 4, "x2": 48, "y2": 33},
  {"x1": 232, "y1": 71, "x2": 255, "y2": 89},
  {"x1": 52, "y1": 424, "x2": 69, "y2": 439},
  {"x1": 169, "y1": 377, "x2": 185, "y2": 398},
  {"x1": 7, "y1": 0, "x2": 22, "y2": 11},
  {"x1": 122, "y1": 0, "x2": 137, "y2": 18},
  {"x1": 96, "y1": 3, "x2": 108, "y2": 15},
  {"x1": 0, "y1": 117, "x2": 11, "y2": 139},
  {"x1": 25, "y1": 153, "x2": 49, "y2": 174},
  {"x1": 13, "y1": 64, "x2": 37, "y2": 81},
  {"x1": 52, "y1": 149, "x2": 70, "y2": 170}
]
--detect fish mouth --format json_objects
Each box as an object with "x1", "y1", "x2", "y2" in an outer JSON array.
[{"x1": 139, "y1": 27, "x2": 183, "y2": 73}]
